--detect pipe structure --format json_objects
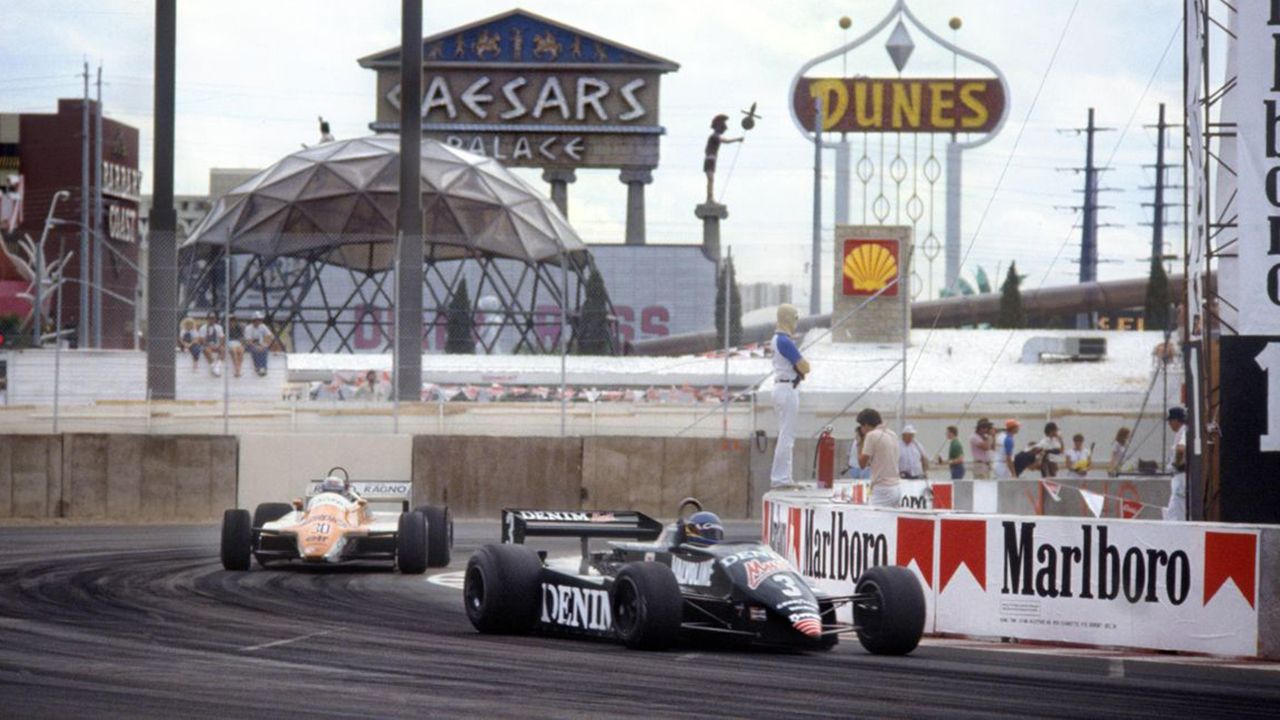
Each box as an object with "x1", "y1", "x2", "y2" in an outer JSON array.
[{"x1": 630, "y1": 274, "x2": 1190, "y2": 356}]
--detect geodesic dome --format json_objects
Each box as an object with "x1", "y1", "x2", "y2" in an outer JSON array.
[
  {"x1": 177, "y1": 136, "x2": 615, "y2": 356},
  {"x1": 183, "y1": 135, "x2": 587, "y2": 270}
]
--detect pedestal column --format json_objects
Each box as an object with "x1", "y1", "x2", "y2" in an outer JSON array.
[
  {"x1": 695, "y1": 202, "x2": 728, "y2": 262},
  {"x1": 620, "y1": 168, "x2": 653, "y2": 246},
  {"x1": 542, "y1": 168, "x2": 577, "y2": 218}
]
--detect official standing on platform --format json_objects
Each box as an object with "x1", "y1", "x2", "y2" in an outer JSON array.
[{"x1": 770, "y1": 304, "x2": 810, "y2": 489}]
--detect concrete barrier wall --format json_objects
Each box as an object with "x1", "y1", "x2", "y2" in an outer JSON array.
[
  {"x1": 412, "y1": 435, "x2": 753, "y2": 519},
  {"x1": 582, "y1": 437, "x2": 750, "y2": 518},
  {"x1": 412, "y1": 436, "x2": 582, "y2": 517},
  {"x1": 0, "y1": 435, "x2": 62, "y2": 518},
  {"x1": 0, "y1": 434, "x2": 235, "y2": 520},
  {"x1": 237, "y1": 434, "x2": 412, "y2": 511}
]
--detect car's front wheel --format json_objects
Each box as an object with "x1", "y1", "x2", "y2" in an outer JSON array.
[
  {"x1": 854, "y1": 565, "x2": 925, "y2": 655},
  {"x1": 611, "y1": 562, "x2": 682, "y2": 651},
  {"x1": 220, "y1": 509, "x2": 252, "y2": 571},
  {"x1": 396, "y1": 511, "x2": 428, "y2": 574},
  {"x1": 463, "y1": 544, "x2": 542, "y2": 634}
]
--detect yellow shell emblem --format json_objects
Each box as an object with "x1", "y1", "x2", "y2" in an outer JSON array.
[{"x1": 843, "y1": 243, "x2": 898, "y2": 292}]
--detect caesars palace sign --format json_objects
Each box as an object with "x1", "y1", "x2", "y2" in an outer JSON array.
[{"x1": 358, "y1": 10, "x2": 678, "y2": 170}]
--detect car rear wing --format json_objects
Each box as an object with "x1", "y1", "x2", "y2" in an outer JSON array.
[
  {"x1": 306, "y1": 480, "x2": 413, "y2": 511},
  {"x1": 501, "y1": 509, "x2": 663, "y2": 545}
]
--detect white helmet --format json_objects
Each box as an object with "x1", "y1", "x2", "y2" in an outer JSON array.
[{"x1": 320, "y1": 475, "x2": 347, "y2": 494}]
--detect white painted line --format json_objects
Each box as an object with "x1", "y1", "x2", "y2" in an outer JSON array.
[
  {"x1": 427, "y1": 571, "x2": 466, "y2": 590},
  {"x1": 1108, "y1": 659, "x2": 1124, "y2": 678},
  {"x1": 240, "y1": 627, "x2": 343, "y2": 653},
  {"x1": 675, "y1": 652, "x2": 702, "y2": 663}
]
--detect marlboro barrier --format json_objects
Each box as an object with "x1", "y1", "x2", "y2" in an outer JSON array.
[{"x1": 763, "y1": 491, "x2": 1280, "y2": 658}]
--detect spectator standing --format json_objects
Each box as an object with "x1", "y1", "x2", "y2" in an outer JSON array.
[
  {"x1": 1037, "y1": 422, "x2": 1065, "y2": 478},
  {"x1": 898, "y1": 425, "x2": 928, "y2": 479},
  {"x1": 1165, "y1": 407, "x2": 1188, "y2": 520},
  {"x1": 969, "y1": 418, "x2": 994, "y2": 479},
  {"x1": 1064, "y1": 433, "x2": 1092, "y2": 477},
  {"x1": 1108, "y1": 427, "x2": 1132, "y2": 476},
  {"x1": 847, "y1": 425, "x2": 871, "y2": 479},
  {"x1": 200, "y1": 311, "x2": 226, "y2": 377},
  {"x1": 179, "y1": 317, "x2": 202, "y2": 372},
  {"x1": 243, "y1": 312, "x2": 275, "y2": 377},
  {"x1": 993, "y1": 419, "x2": 1020, "y2": 479},
  {"x1": 226, "y1": 313, "x2": 246, "y2": 378},
  {"x1": 940, "y1": 425, "x2": 966, "y2": 480},
  {"x1": 855, "y1": 408, "x2": 900, "y2": 508},
  {"x1": 1013, "y1": 442, "x2": 1043, "y2": 478}
]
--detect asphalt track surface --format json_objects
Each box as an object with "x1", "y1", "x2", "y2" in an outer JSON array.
[{"x1": 0, "y1": 521, "x2": 1278, "y2": 719}]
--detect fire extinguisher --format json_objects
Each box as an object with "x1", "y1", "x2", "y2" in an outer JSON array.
[{"x1": 815, "y1": 425, "x2": 835, "y2": 489}]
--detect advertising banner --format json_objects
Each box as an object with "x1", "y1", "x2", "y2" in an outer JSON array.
[
  {"x1": 935, "y1": 516, "x2": 1259, "y2": 656},
  {"x1": 763, "y1": 499, "x2": 937, "y2": 631},
  {"x1": 763, "y1": 494, "x2": 1267, "y2": 657},
  {"x1": 1234, "y1": 2, "x2": 1280, "y2": 335},
  {"x1": 840, "y1": 480, "x2": 952, "y2": 510}
]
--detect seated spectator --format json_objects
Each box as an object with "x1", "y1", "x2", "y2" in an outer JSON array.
[
  {"x1": 226, "y1": 313, "x2": 246, "y2": 378},
  {"x1": 1064, "y1": 433, "x2": 1091, "y2": 477},
  {"x1": 200, "y1": 311, "x2": 225, "y2": 377},
  {"x1": 355, "y1": 369, "x2": 386, "y2": 400},
  {"x1": 243, "y1": 312, "x2": 274, "y2": 377},
  {"x1": 179, "y1": 317, "x2": 202, "y2": 372}
]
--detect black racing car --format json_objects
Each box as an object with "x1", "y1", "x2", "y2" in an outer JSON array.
[{"x1": 463, "y1": 499, "x2": 925, "y2": 653}]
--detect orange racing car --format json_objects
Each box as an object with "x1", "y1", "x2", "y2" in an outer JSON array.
[{"x1": 220, "y1": 467, "x2": 451, "y2": 573}]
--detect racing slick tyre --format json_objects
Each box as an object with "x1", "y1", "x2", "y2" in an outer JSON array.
[
  {"x1": 396, "y1": 511, "x2": 429, "y2": 575},
  {"x1": 611, "y1": 562, "x2": 682, "y2": 651},
  {"x1": 464, "y1": 544, "x2": 542, "y2": 635},
  {"x1": 853, "y1": 565, "x2": 926, "y2": 656},
  {"x1": 220, "y1": 509, "x2": 252, "y2": 571},
  {"x1": 415, "y1": 505, "x2": 452, "y2": 568},
  {"x1": 253, "y1": 502, "x2": 293, "y2": 529}
]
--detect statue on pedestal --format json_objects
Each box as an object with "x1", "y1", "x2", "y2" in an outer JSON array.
[{"x1": 704, "y1": 114, "x2": 742, "y2": 203}]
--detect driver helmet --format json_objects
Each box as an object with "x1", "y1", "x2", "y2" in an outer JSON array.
[
  {"x1": 683, "y1": 511, "x2": 725, "y2": 546},
  {"x1": 320, "y1": 475, "x2": 348, "y2": 494}
]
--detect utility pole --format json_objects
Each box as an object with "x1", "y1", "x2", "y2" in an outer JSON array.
[
  {"x1": 395, "y1": 0, "x2": 424, "y2": 402},
  {"x1": 811, "y1": 96, "x2": 823, "y2": 317},
  {"x1": 1140, "y1": 103, "x2": 1183, "y2": 269},
  {"x1": 1057, "y1": 108, "x2": 1117, "y2": 329},
  {"x1": 80, "y1": 62, "x2": 90, "y2": 349},
  {"x1": 93, "y1": 64, "x2": 103, "y2": 348},
  {"x1": 146, "y1": 0, "x2": 178, "y2": 399}
]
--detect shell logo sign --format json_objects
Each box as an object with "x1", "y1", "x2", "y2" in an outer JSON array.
[{"x1": 842, "y1": 239, "x2": 899, "y2": 296}]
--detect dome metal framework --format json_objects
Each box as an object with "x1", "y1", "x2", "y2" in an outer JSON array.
[{"x1": 179, "y1": 136, "x2": 615, "y2": 354}]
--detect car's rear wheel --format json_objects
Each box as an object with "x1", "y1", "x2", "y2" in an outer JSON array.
[
  {"x1": 396, "y1": 511, "x2": 428, "y2": 574},
  {"x1": 220, "y1": 509, "x2": 252, "y2": 571},
  {"x1": 854, "y1": 565, "x2": 925, "y2": 655},
  {"x1": 464, "y1": 544, "x2": 542, "y2": 634},
  {"x1": 611, "y1": 562, "x2": 682, "y2": 650},
  {"x1": 414, "y1": 505, "x2": 452, "y2": 568},
  {"x1": 253, "y1": 502, "x2": 293, "y2": 529}
]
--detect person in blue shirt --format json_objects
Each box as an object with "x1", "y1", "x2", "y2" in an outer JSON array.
[{"x1": 770, "y1": 304, "x2": 810, "y2": 489}]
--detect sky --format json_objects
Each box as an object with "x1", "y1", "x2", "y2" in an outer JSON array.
[{"x1": 1, "y1": 0, "x2": 1186, "y2": 312}]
